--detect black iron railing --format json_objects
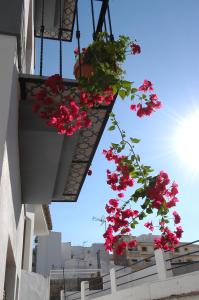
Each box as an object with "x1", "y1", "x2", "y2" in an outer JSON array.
[
  {"x1": 84, "y1": 273, "x2": 111, "y2": 298},
  {"x1": 165, "y1": 240, "x2": 199, "y2": 273},
  {"x1": 115, "y1": 254, "x2": 157, "y2": 289},
  {"x1": 36, "y1": 0, "x2": 114, "y2": 77}
]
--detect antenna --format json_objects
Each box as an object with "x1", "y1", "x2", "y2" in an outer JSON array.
[{"x1": 92, "y1": 216, "x2": 107, "y2": 230}]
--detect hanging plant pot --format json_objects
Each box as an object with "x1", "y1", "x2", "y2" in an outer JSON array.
[{"x1": 73, "y1": 60, "x2": 94, "y2": 79}]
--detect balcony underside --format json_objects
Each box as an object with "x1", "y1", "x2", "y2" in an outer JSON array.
[
  {"x1": 19, "y1": 74, "x2": 115, "y2": 203},
  {"x1": 34, "y1": 0, "x2": 77, "y2": 42}
]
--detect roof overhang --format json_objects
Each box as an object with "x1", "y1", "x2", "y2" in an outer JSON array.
[{"x1": 26, "y1": 204, "x2": 50, "y2": 236}]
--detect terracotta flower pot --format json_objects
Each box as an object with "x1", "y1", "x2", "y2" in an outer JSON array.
[{"x1": 73, "y1": 60, "x2": 94, "y2": 79}]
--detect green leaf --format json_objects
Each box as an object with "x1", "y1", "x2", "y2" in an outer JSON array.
[
  {"x1": 129, "y1": 171, "x2": 138, "y2": 178},
  {"x1": 136, "y1": 155, "x2": 141, "y2": 162},
  {"x1": 139, "y1": 211, "x2": 147, "y2": 220},
  {"x1": 111, "y1": 143, "x2": 118, "y2": 149},
  {"x1": 137, "y1": 177, "x2": 145, "y2": 184},
  {"x1": 131, "y1": 88, "x2": 138, "y2": 94},
  {"x1": 130, "y1": 138, "x2": 141, "y2": 144},
  {"x1": 108, "y1": 125, "x2": 115, "y2": 131},
  {"x1": 146, "y1": 207, "x2": 153, "y2": 214},
  {"x1": 118, "y1": 89, "x2": 126, "y2": 99}
]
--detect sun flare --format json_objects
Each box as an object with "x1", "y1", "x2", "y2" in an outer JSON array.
[{"x1": 174, "y1": 111, "x2": 199, "y2": 170}]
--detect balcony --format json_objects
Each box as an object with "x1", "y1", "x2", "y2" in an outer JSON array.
[{"x1": 18, "y1": 0, "x2": 115, "y2": 204}]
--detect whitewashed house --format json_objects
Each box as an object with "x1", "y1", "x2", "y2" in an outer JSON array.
[{"x1": 0, "y1": 0, "x2": 113, "y2": 299}]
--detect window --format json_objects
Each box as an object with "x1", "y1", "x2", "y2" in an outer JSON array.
[
  {"x1": 128, "y1": 247, "x2": 138, "y2": 252},
  {"x1": 187, "y1": 259, "x2": 192, "y2": 262},
  {"x1": 184, "y1": 247, "x2": 188, "y2": 251},
  {"x1": 141, "y1": 247, "x2": 147, "y2": 252},
  {"x1": 145, "y1": 258, "x2": 151, "y2": 262},
  {"x1": 175, "y1": 248, "x2": 179, "y2": 253},
  {"x1": 131, "y1": 259, "x2": 137, "y2": 262},
  {"x1": 87, "y1": 250, "x2": 90, "y2": 254}
]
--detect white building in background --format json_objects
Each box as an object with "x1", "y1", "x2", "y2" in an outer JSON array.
[{"x1": 36, "y1": 231, "x2": 111, "y2": 277}]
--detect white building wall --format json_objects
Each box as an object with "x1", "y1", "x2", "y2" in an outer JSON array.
[
  {"x1": 0, "y1": 1, "x2": 35, "y2": 298},
  {"x1": 37, "y1": 232, "x2": 62, "y2": 276},
  {"x1": 0, "y1": 47, "x2": 24, "y2": 299},
  {"x1": 20, "y1": 270, "x2": 50, "y2": 300}
]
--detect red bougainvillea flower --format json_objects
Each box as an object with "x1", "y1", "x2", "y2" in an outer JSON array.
[
  {"x1": 173, "y1": 211, "x2": 181, "y2": 224},
  {"x1": 33, "y1": 75, "x2": 114, "y2": 136},
  {"x1": 154, "y1": 227, "x2": 180, "y2": 251},
  {"x1": 116, "y1": 241, "x2": 127, "y2": 255},
  {"x1": 144, "y1": 221, "x2": 154, "y2": 232},
  {"x1": 175, "y1": 226, "x2": 183, "y2": 239},
  {"x1": 131, "y1": 43, "x2": 141, "y2": 55},
  {"x1": 139, "y1": 80, "x2": 154, "y2": 92},
  {"x1": 109, "y1": 199, "x2": 119, "y2": 208},
  {"x1": 128, "y1": 240, "x2": 137, "y2": 248},
  {"x1": 87, "y1": 169, "x2": 92, "y2": 176},
  {"x1": 118, "y1": 193, "x2": 124, "y2": 198},
  {"x1": 130, "y1": 104, "x2": 137, "y2": 111}
]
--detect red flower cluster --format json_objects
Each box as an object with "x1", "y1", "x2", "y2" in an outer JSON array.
[
  {"x1": 104, "y1": 199, "x2": 138, "y2": 253},
  {"x1": 144, "y1": 221, "x2": 154, "y2": 232},
  {"x1": 103, "y1": 149, "x2": 134, "y2": 191},
  {"x1": 80, "y1": 88, "x2": 114, "y2": 108},
  {"x1": 173, "y1": 211, "x2": 181, "y2": 224},
  {"x1": 136, "y1": 95, "x2": 162, "y2": 117},
  {"x1": 147, "y1": 171, "x2": 179, "y2": 210},
  {"x1": 130, "y1": 43, "x2": 141, "y2": 55},
  {"x1": 130, "y1": 81, "x2": 162, "y2": 117},
  {"x1": 154, "y1": 227, "x2": 180, "y2": 251},
  {"x1": 33, "y1": 75, "x2": 114, "y2": 136}
]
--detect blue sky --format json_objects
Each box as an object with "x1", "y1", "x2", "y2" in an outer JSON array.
[{"x1": 36, "y1": 0, "x2": 199, "y2": 246}]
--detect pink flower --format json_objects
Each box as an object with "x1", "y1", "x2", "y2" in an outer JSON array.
[
  {"x1": 131, "y1": 43, "x2": 141, "y2": 55},
  {"x1": 109, "y1": 199, "x2": 119, "y2": 208},
  {"x1": 128, "y1": 240, "x2": 137, "y2": 248},
  {"x1": 118, "y1": 193, "x2": 124, "y2": 198},
  {"x1": 130, "y1": 104, "x2": 137, "y2": 111},
  {"x1": 139, "y1": 80, "x2": 154, "y2": 92},
  {"x1": 144, "y1": 221, "x2": 154, "y2": 232},
  {"x1": 175, "y1": 226, "x2": 183, "y2": 239},
  {"x1": 116, "y1": 242, "x2": 127, "y2": 255},
  {"x1": 173, "y1": 211, "x2": 181, "y2": 224}
]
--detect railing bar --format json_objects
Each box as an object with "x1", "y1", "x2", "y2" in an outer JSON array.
[
  {"x1": 103, "y1": 279, "x2": 111, "y2": 284},
  {"x1": 116, "y1": 263, "x2": 156, "y2": 279},
  {"x1": 115, "y1": 255, "x2": 155, "y2": 272},
  {"x1": 107, "y1": 3, "x2": 114, "y2": 40},
  {"x1": 90, "y1": 0, "x2": 96, "y2": 40},
  {"x1": 59, "y1": 0, "x2": 63, "y2": 77},
  {"x1": 166, "y1": 249, "x2": 199, "y2": 261},
  {"x1": 116, "y1": 272, "x2": 158, "y2": 287},
  {"x1": 167, "y1": 260, "x2": 199, "y2": 271},
  {"x1": 101, "y1": 272, "x2": 110, "y2": 278},
  {"x1": 67, "y1": 291, "x2": 80, "y2": 296},
  {"x1": 40, "y1": 0, "x2": 45, "y2": 76},
  {"x1": 165, "y1": 240, "x2": 199, "y2": 252},
  {"x1": 75, "y1": 0, "x2": 82, "y2": 78},
  {"x1": 86, "y1": 287, "x2": 111, "y2": 296}
]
